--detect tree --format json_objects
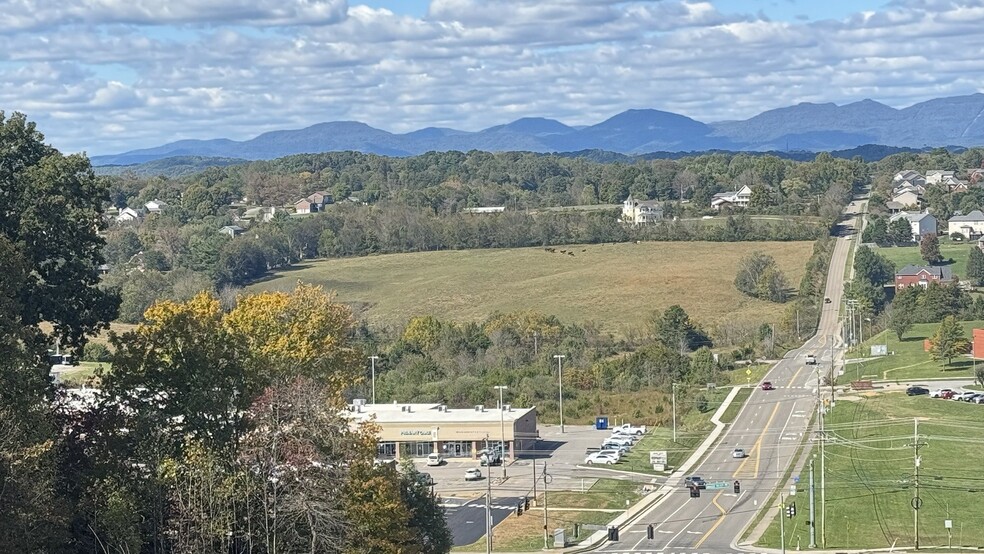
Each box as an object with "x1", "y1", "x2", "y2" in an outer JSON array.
[
  {"x1": 734, "y1": 252, "x2": 791, "y2": 303},
  {"x1": 888, "y1": 306, "x2": 915, "y2": 341},
  {"x1": 920, "y1": 233, "x2": 942, "y2": 264},
  {"x1": 399, "y1": 464, "x2": 453, "y2": 554},
  {"x1": 649, "y1": 305, "x2": 711, "y2": 353},
  {"x1": 929, "y1": 316, "x2": 969, "y2": 369},
  {"x1": 854, "y1": 246, "x2": 896, "y2": 286},
  {"x1": 888, "y1": 218, "x2": 914, "y2": 244},
  {"x1": 967, "y1": 246, "x2": 984, "y2": 286}
]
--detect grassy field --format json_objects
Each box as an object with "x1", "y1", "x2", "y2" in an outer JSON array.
[
  {"x1": 846, "y1": 321, "x2": 984, "y2": 382},
  {"x1": 56, "y1": 362, "x2": 109, "y2": 386},
  {"x1": 874, "y1": 242, "x2": 974, "y2": 274},
  {"x1": 756, "y1": 392, "x2": 984, "y2": 550},
  {"x1": 453, "y1": 508, "x2": 614, "y2": 552},
  {"x1": 545, "y1": 478, "x2": 642, "y2": 511},
  {"x1": 249, "y1": 241, "x2": 815, "y2": 333}
]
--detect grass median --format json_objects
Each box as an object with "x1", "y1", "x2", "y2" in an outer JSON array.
[
  {"x1": 846, "y1": 321, "x2": 984, "y2": 382},
  {"x1": 755, "y1": 391, "x2": 984, "y2": 550}
]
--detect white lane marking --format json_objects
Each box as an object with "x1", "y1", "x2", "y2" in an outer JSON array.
[{"x1": 631, "y1": 494, "x2": 696, "y2": 550}]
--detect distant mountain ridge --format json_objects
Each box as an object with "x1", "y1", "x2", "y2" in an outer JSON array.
[{"x1": 91, "y1": 93, "x2": 984, "y2": 166}]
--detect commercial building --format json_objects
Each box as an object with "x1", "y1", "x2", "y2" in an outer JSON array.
[{"x1": 346, "y1": 401, "x2": 538, "y2": 461}]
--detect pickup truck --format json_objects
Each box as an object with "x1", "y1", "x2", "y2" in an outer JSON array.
[
  {"x1": 610, "y1": 423, "x2": 647, "y2": 436},
  {"x1": 805, "y1": 354, "x2": 817, "y2": 365}
]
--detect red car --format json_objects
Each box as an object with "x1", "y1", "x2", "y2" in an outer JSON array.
[{"x1": 761, "y1": 381, "x2": 775, "y2": 391}]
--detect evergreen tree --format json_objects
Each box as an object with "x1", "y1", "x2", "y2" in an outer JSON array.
[
  {"x1": 920, "y1": 233, "x2": 942, "y2": 264},
  {"x1": 889, "y1": 218, "x2": 914, "y2": 244},
  {"x1": 967, "y1": 246, "x2": 984, "y2": 286},
  {"x1": 854, "y1": 246, "x2": 896, "y2": 286}
]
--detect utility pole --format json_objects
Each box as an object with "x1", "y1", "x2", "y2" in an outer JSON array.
[
  {"x1": 553, "y1": 355, "x2": 566, "y2": 433},
  {"x1": 913, "y1": 418, "x2": 922, "y2": 550},
  {"x1": 797, "y1": 308, "x2": 801, "y2": 340},
  {"x1": 829, "y1": 335, "x2": 835, "y2": 407},
  {"x1": 817, "y1": 365, "x2": 826, "y2": 548},
  {"x1": 779, "y1": 493, "x2": 787, "y2": 554},
  {"x1": 368, "y1": 355, "x2": 379, "y2": 404},
  {"x1": 809, "y1": 458, "x2": 817, "y2": 548},
  {"x1": 531, "y1": 460, "x2": 538, "y2": 507},
  {"x1": 542, "y1": 462, "x2": 549, "y2": 550},
  {"x1": 672, "y1": 382, "x2": 678, "y2": 442},
  {"x1": 494, "y1": 385, "x2": 508, "y2": 479},
  {"x1": 533, "y1": 331, "x2": 538, "y2": 356},
  {"x1": 485, "y1": 466, "x2": 493, "y2": 554}
]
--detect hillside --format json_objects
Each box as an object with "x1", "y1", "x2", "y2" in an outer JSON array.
[{"x1": 247, "y1": 241, "x2": 815, "y2": 334}]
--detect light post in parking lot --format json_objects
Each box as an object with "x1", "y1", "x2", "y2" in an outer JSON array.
[
  {"x1": 494, "y1": 385, "x2": 508, "y2": 479},
  {"x1": 553, "y1": 355, "x2": 566, "y2": 433},
  {"x1": 672, "y1": 382, "x2": 679, "y2": 442},
  {"x1": 368, "y1": 355, "x2": 379, "y2": 404}
]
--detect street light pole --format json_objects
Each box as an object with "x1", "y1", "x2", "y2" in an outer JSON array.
[
  {"x1": 494, "y1": 385, "x2": 508, "y2": 479},
  {"x1": 368, "y1": 355, "x2": 379, "y2": 404},
  {"x1": 553, "y1": 355, "x2": 566, "y2": 433},
  {"x1": 672, "y1": 382, "x2": 678, "y2": 442}
]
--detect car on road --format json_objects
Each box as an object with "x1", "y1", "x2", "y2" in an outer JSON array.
[
  {"x1": 479, "y1": 448, "x2": 502, "y2": 466},
  {"x1": 417, "y1": 472, "x2": 435, "y2": 486},
  {"x1": 584, "y1": 452, "x2": 618, "y2": 465},
  {"x1": 824, "y1": 297, "x2": 832, "y2": 304},
  {"x1": 464, "y1": 468, "x2": 483, "y2": 481},
  {"x1": 805, "y1": 354, "x2": 817, "y2": 365},
  {"x1": 761, "y1": 381, "x2": 775, "y2": 391},
  {"x1": 906, "y1": 386, "x2": 929, "y2": 396},
  {"x1": 684, "y1": 476, "x2": 706, "y2": 489},
  {"x1": 931, "y1": 388, "x2": 953, "y2": 398},
  {"x1": 426, "y1": 453, "x2": 445, "y2": 466},
  {"x1": 732, "y1": 448, "x2": 746, "y2": 459}
]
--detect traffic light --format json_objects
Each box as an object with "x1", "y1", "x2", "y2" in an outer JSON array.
[
  {"x1": 647, "y1": 524, "x2": 655, "y2": 540},
  {"x1": 786, "y1": 502, "x2": 797, "y2": 518},
  {"x1": 607, "y1": 527, "x2": 620, "y2": 541},
  {"x1": 791, "y1": 502, "x2": 797, "y2": 517},
  {"x1": 517, "y1": 501, "x2": 523, "y2": 516},
  {"x1": 734, "y1": 480, "x2": 741, "y2": 494},
  {"x1": 524, "y1": 497, "x2": 530, "y2": 511},
  {"x1": 690, "y1": 485, "x2": 700, "y2": 498}
]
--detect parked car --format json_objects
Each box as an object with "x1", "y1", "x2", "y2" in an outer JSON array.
[
  {"x1": 585, "y1": 452, "x2": 618, "y2": 465},
  {"x1": 732, "y1": 448, "x2": 746, "y2": 459},
  {"x1": 967, "y1": 393, "x2": 984, "y2": 403},
  {"x1": 479, "y1": 448, "x2": 502, "y2": 466},
  {"x1": 611, "y1": 423, "x2": 647, "y2": 436},
  {"x1": 931, "y1": 388, "x2": 953, "y2": 398},
  {"x1": 606, "y1": 435, "x2": 634, "y2": 447},
  {"x1": 956, "y1": 391, "x2": 979, "y2": 402},
  {"x1": 941, "y1": 390, "x2": 957, "y2": 400},
  {"x1": 684, "y1": 476, "x2": 706, "y2": 489},
  {"x1": 974, "y1": 396, "x2": 984, "y2": 404},
  {"x1": 601, "y1": 442, "x2": 630, "y2": 453},
  {"x1": 761, "y1": 381, "x2": 775, "y2": 391},
  {"x1": 426, "y1": 453, "x2": 445, "y2": 466},
  {"x1": 464, "y1": 468, "x2": 483, "y2": 481},
  {"x1": 598, "y1": 449, "x2": 623, "y2": 461},
  {"x1": 417, "y1": 472, "x2": 435, "y2": 486},
  {"x1": 906, "y1": 386, "x2": 929, "y2": 396}
]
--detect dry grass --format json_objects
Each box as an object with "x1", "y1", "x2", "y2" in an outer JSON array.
[{"x1": 250, "y1": 241, "x2": 815, "y2": 333}]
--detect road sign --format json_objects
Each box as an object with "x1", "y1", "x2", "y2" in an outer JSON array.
[
  {"x1": 871, "y1": 344, "x2": 887, "y2": 356},
  {"x1": 746, "y1": 368, "x2": 752, "y2": 376},
  {"x1": 793, "y1": 475, "x2": 800, "y2": 483},
  {"x1": 945, "y1": 520, "x2": 953, "y2": 529},
  {"x1": 707, "y1": 481, "x2": 730, "y2": 490}
]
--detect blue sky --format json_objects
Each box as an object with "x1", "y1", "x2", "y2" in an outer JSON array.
[{"x1": 0, "y1": 0, "x2": 981, "y2": 155}]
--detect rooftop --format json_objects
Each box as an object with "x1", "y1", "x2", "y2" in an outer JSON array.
[
  {"x1": 345, "y1": 402, "x2": 535, "y2": 425},
  {"x1": 948, "y1": 210, "x2": 984, "y2": 222},
  {"x1": 896, "y1": 264, "x2": 954, "y2": 280}
]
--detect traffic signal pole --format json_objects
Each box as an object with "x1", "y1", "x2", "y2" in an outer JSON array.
[{"x1": 809, "y1": 459, "x2": 817, "y2": 548}]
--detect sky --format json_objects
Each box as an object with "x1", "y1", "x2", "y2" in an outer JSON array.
[{"x1": 2, "y1": 0, "x2": 983, "y2": 155}]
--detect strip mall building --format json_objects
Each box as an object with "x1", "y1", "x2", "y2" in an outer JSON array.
[{"x1": 346, "y1": 402, "x2": 538, "y2": 461}]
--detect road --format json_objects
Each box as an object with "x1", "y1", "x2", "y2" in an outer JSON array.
[
  {"x1": 445, "y1": 494, "x2": 524, "y2": 546},
  {"x1": 596, "y1": 203, "x2": 861, "y2": 553}
]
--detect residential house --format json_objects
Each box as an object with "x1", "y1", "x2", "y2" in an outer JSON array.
[
  {"x1": 892, "y1": 170, "x2": 926, "y2": 187},
  {"x1": 925, "y1": 170, "x2": 956, "y2": 185},
  {"x1": 893, "y1": 181, "x2": 926, "y2": 196},
  {"x1": 947, "y1": 211, "x2": 984, "y2": 238},
  {"x1": 462, "y1": 206, "x2": 507, "y2": 214},
  {"x1": 116, "y1": 207, "x2": 142, "y2": 225},
  {"x1": 889, "y1": 211, "x2": 938, "y2": 241},
  {"x1": 145, "y1": 199, "x2": 167, "y2": 214},
  {"x1": 621, "y1": 196, "x2": 663, "y2": 224},
  {"x1": 941, "y1": 175, "x2": 969, "y2": 193},
  {"x1": 219, "y1": 225, "x2": 245, "y2": 238},
  {"x1": 710, "y1": 185, "x2": 752, "y2": 210},
  {"x1": 969, "y1": 168, "x2": 984, "y2": 184},
  {"x1": 895, "y1": 264, "x2": 957, "y2": 289},
  {"x1": 884, "y1": 201, "x2": 905, "y2": 214},
  {"x1": 891, "y1": 188, "x2": 922, "y2": 208},
  {"x1": 241, "y1": 206, "x2": 278, "y2": 223},
  {"x1": 293, "y1": 191, "x2": 333, "y2": 214}
]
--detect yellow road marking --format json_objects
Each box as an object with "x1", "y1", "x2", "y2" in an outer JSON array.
[{"x1": 694, "y1": 491, "x2": 727, "y2": 548}]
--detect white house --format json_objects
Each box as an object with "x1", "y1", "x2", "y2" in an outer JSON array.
[
  {"x1": 116, "y1": 207, "x2": 142, "y2": 224},
  {"x1": 890, "y1": 211, "x2": 938, "y2": 241},
  {"x1": 710, "y1": 185, "x2": 752, "y2": 210},
  {"x1": 621, "y1": 195, "x2": 663, "y2": 224},
  {"x1": 145, "y1": 199, "x2": 167, "y2": 214},
  {"x1": 925, "y1": 170, "x2": 956, "y2": 185},
  {"x1": 892, "y1": 170, "x2": 926, "y2": 186},
  {"x1": 947, "y1": 210, "x2": 984, "y2": 238},
  {"x1": 462, "y1": 206, "x2": 507, "y2": 214}
]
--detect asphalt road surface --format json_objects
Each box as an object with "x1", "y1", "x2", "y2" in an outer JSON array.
[
  {"x1": 445, "y1": 494, "x2": 524, "y2": 547},
  {"x1": 595, "y1": 203, "x2": 861, "y2": 553}
]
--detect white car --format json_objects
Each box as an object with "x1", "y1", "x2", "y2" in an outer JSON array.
[
  {"x1": 606, "y1": 435, "x2": 634, "y2": 447},
  {"x1": 611, "y1": 423, "x2": 647, "y2": 436},
  {"x1": 955, "y1": 391, "x2": 978, "y2": 402},
  {"x1": 426, "y1": 453, "x2": 444, "y2": 466},
  {"x1": 585, "y1": 452, "x2": 618, "y2": 465},
  {"x1": 598, "y1": 449, "x2": 623, "y2": 461},
  {"x1": 601, "y1": 442, "x2": 630, "y2": 453},
  {"x1": 732, "y1": 448, "x2": 746, "y2": 459},
  {"x1": 464, "y1": 468, "x2": 483, "y2": 481}
]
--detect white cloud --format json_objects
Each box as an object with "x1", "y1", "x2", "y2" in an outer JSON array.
[{"x1": 2, "y1": 0, "x2": 984, "y2": 154}]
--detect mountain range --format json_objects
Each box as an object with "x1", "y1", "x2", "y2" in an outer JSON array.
[{"x1": 91, "y1": 93, "x2": 984, "y2": 166}]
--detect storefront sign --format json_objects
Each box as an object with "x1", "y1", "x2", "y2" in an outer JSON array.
[{"x1": 399, "y1": 430, "x2": 433, "y2": 437}]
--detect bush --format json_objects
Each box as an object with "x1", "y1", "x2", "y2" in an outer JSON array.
[{"x1": 82, "y1": 342, "x2": 111, "y2": 363}]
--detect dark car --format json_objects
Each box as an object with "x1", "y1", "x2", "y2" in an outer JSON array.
[
  {"x1": 824, "y1": 297, "x2": 832, "y2": 304},
  {"x1": 761, "y1": 381, "x2": 775, "y2": 391},
  {"x1": 906, "y1": 386, "x2": 929, "y2": 396},
  {"x1": 684, "y1": 476, "x2": 706, "y2": 489}
]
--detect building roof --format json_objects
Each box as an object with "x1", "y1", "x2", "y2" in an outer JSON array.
[
  {"x1": 948, "y1": 210, "x2": 984, "y2": 223},
  {"x1": 896, "y1": 264, "x2": 954, "y2": 280},
  {"x1": 885, "y1": 201, "x2": 905, "y2": 210},
  {"x1": 890, "y1": 211, "x2": 935, "y2": 223},
  {"x1": 345, "y1": 402, "x2": 535, "y2": 425}
]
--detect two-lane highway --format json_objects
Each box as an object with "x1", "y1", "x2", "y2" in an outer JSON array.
[{"x1": 597, "y1": 202, "x2": 861, "y2": 553}]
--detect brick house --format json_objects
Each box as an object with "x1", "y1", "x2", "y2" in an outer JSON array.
[{"x1": 894, "y1": 264, "x2": 957, "y2": 289}]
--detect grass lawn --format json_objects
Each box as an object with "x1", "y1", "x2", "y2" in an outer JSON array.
[
  {"x1": 453, "y1": 509, "x2": 615, "y2": 552},
  {"x1": 845, "y1": 321, "x2": 984, "y2": 382},
  {"x1": 546, "y1": 478, "x2": 642, "y2": 511},
  {"x1": 248, "y1": 241, "x2": 815, "y2": 334},
  {"x1": 56, "y1": 361, "x2": 110, "y2": 386},
  {"x1": 874, "y1": 242, "x2": 974, "y2": 274},
  {"x1": 756, "y1": 392, "x2": 984, "y2": 550}
]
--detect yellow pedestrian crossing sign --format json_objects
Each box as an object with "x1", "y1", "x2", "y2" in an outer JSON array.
[{"x1": 746, "y1": 369, "x2": 751, "y2": 376}]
